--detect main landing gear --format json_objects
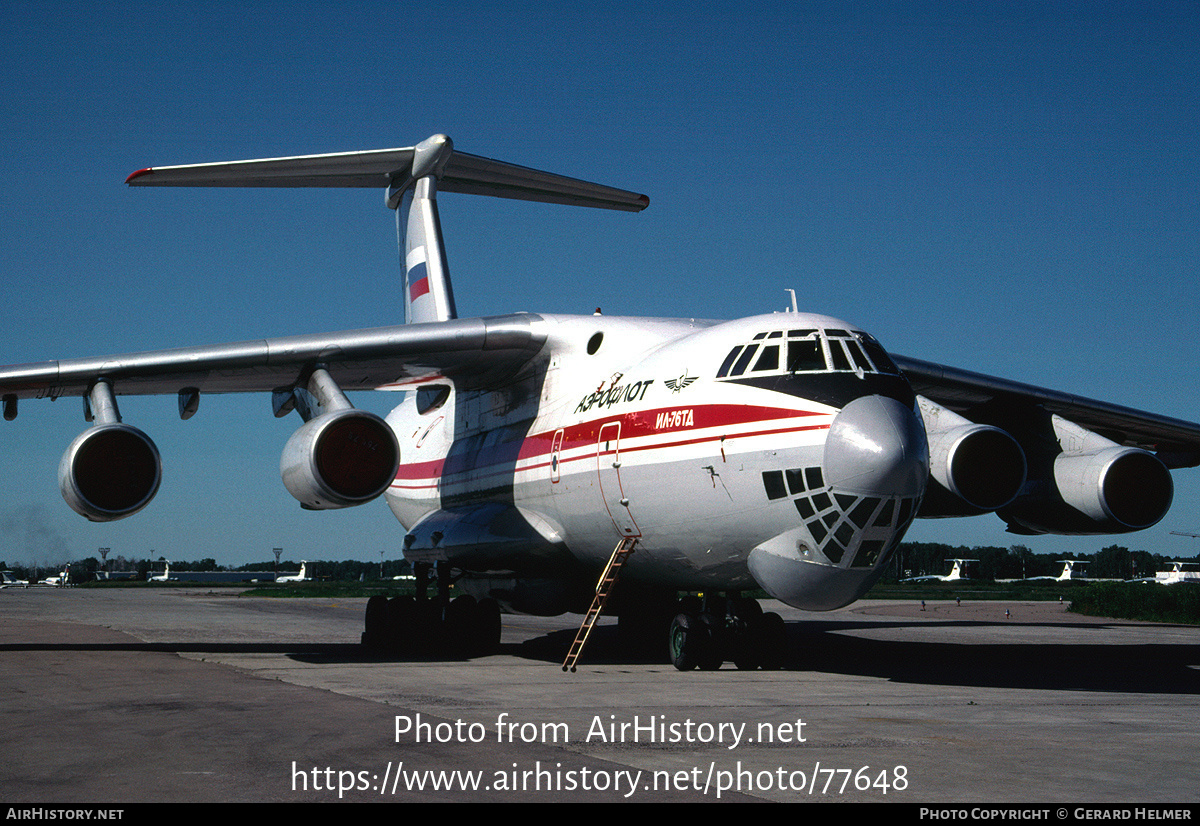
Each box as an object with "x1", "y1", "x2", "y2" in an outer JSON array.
[
  {"x1": 361, "y1": 562, "x2": 501, "y2": 658},
  {"x1": 668, "y1": 594, "x2": 787, "y2": 671}
]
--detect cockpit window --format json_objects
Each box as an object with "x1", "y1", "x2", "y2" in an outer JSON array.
[
  {"x1": 848, "y1": 340, "x2": 872, "y2": 372},
  {"x1": 731, "y1": 344, "x2": 759, "y2": 376},
  {"x1": 855, "y1": 332, "x2": 899, "y2": 374},
  {"x1": 754, "y1": 345, "x2": 780, "y2": 372},
  {"x1": 717, "y1": 327, "x2": 899, "y2": 379},
  {"x1": 828, "y1": 340, "x2": 851, "y2": 371},
  {"x1": 786, "y1": 337, "x2": 824, "y2": 371}
]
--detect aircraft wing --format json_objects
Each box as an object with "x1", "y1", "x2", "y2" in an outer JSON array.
[
  {"x1": 894, "y1": 354, "x2": 1200, "y2": 467},
  {"x1": 0, "y1": 314, "x2": 546, "y2": 407}
]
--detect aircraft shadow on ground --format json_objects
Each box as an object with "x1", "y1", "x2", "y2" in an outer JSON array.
[
  {"x1": 2, "y1": 620, "x2": 1196, "y2": 694},
  {"x1": 513, "y1": 621, "x2": 1200, "y2": 695}
]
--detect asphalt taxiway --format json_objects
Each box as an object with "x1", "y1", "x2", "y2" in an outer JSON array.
[{"x1": 1, "y1": 587, "x2": 1197, "y2": 803}]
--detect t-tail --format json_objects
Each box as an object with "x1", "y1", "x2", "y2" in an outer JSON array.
[
  {"x1": 393, "y1": 137, "x2": 457, "y2": 324},
  {"x1": 127, "y1": 134, "x2": 649, "y2": 325}
]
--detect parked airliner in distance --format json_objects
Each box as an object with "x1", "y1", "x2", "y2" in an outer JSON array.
[
  {"x1": 902, "y1": 558, "x2": 978, "y2": 582},
  {"x1": 1129, "y1": 561, "x2": 1200, "y2": 586},
  {"x1": 148, "y1": 561, "x2": 174, "y2": 582},
  {"x1": 1, "y1": 571, "x2": 30, "y2": 589},
  {"x1": 998, "y1": 559, "x2": 1092, "y2": 583},
  {"x1": 1042, "y1": 560, "x2": 1088, "y2": 582},
  {"x1": 37, "y1": 567, "x2": 71, "y2": 587},
  {"x1": 3, "y1": 135, "x2": 1200, "y2": 670},
  {"x1": 276, "y1": 561, "x2": 313, "y2": 583}
]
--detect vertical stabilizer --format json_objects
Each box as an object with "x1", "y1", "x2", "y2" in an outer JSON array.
[
  {"x1": 398, "y1": 177, "x2": 457, "y2": 324},
  {"x1": 390, "y1": 135, "x2": 458, "y2": 325}
]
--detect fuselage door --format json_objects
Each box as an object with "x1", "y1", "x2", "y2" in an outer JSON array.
[
  {"x1": 550, "y1": 428, "x2": 564, "y2": 484},
  {"x1": 597, "y1": 421, "x2": 641, "y2": 538}
]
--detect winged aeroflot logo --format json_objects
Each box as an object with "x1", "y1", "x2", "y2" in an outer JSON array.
[{"x1": 664, "y1": 372, "x2": 698, "y2": 393}]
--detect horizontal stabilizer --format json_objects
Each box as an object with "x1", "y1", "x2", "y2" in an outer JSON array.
[{"x1": 127, "y1": 136, "x2": 649, "y2": 212}]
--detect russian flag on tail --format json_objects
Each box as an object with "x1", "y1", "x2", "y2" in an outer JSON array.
[{"x1": 408, "y1": 261, "x2": 430, "y2": 301}]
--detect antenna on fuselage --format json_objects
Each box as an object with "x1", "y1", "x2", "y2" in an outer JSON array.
[{"x1": 785, "y1": 289, "x2": 798, "y2": 313}]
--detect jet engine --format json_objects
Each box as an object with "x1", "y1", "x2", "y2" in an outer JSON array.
[
  {"x1": 1001, "y1": 445, "x2": 1172, "y2": 535},
  {"x1": 999, "y1": 415, "x2": 1173, "y2": 535},
  {"x1": 59, "y1": 422, "x2": 162, "y2": 521},
  {"x1": 917, "y1": 396, "x2": 1026, "y2": 517},
  {"x1": 280, "y1": 408, "x2": 400, "y2": 510},
  {"x1": 59, "y1": 381, "x2": 162, "y2": 522}
]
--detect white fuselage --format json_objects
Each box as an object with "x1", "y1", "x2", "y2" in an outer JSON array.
[{"x1": 383, "y1": 311, "x2": 929, "y2": 613}]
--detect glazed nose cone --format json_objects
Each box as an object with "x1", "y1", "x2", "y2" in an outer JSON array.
[{"x1": 823, "y1": 394, "x2": 928, "y2": 498}]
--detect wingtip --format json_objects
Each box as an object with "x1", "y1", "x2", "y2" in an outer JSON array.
[{"x1": 125, "y1": 167, "x2": 154, "y2": 185}]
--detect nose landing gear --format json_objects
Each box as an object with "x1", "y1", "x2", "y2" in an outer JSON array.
[{"x1": 668, "y1": 594, "x2": 787, "y2": 671}]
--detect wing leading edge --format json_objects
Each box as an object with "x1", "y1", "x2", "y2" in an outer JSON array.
[{"x1": 0, "y1": 314, "x2": 546, "y2": 406}]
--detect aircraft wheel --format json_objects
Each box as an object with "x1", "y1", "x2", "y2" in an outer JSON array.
[
  {"x1": 411, "y1": 598, "x2": 446, "y2": 654},
  {"x1": 733, "y1": 613, "x2": 773, "y2": 670},
  {"x1": 387, "y1": 595, "x2": 417, "y2": 654},
  {"x1": 669, "y1": 612, "x2": 707, "y2": 671},
  {"x1": 697, "y1": 612, "x2": 725, "y2": 670},
  {"x1": 472, "y1": 597, "x2": 502, "y2": 655},
  {"x1": 362, "y1": 595, "x2": 388, "y2": 649},
  {"x1": 731, "y1": 595, "x2": 762, "y2": 622},
  {"x1": 444, "y1": 593, "x2": 475, "y2": 638},
  {"x1": 757, "y1": 611, "x2": 787, "y2": 670},
  {"x1": 730, "y1": 597, "x2": 764, "y2": 669},
  {"x1": 732, "y1": 626, "x2": 762, "y2": 670},
  {"x1": 444, "y1": 595, "x2": 477, "y2": 653}
]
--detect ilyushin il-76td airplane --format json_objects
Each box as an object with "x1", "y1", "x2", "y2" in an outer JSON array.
[{"x1": 3, "y1": 135, "x2": 1200, "y2": 671}]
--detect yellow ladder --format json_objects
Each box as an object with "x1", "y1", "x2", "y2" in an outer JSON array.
[{"x1": 562, "y1": 536, "x2": 638, "y2": 672}]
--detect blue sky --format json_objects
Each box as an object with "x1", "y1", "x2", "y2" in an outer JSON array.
[{"x1": 1, "y1": 2, "x2": 1198, "y2": 569}]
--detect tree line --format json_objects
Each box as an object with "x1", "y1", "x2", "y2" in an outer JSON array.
[
  {"x1": 887, "y1": 543, "x2": 1189, "y2": 582},
  {"x1": 0, "y1": 556, "x2": 413, "y2": 583},
  {"x1": 4, "y1": 543, "x2": 1191, "y2": 584}
]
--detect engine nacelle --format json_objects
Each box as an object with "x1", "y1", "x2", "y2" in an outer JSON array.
[
  {"x1": 1055, "y1": 446, "x2": 1173, "y2": 530},
  {"x1": 1000, "y1": 446, "x2": 1173, "y2": 535},
  {"x1": 280, "y1": 408, "x2": 400, "y2": 509},
  {"x1": 59, "y1": 423, "x2": 162, "y2": 521},
  {"x1": 920, "y1": 423, "x2": 1027, "y2": 517},
  {"x1": 915, "y1": 395, "x2": 1026, "y2": 517}
]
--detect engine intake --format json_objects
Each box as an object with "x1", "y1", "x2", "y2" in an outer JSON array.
[
  {"x1": 59, "y1": 423, "x2": 162, "y2": 521},
  {"x1": 1054, "y1": 446, "x2": 1173, "y2": 530},
  {"x1": 922, "y1": 424, "x2": 1026, "y2": 516},
  {"x1": 1001, "y1": 445, "x2": 1173, "y2": 535},
  {"x1": 281, "y1": 408, "x2": 400, "y2": 509},
  {"x1": 916, "y1": 396, "x2": 1026, "y2": 517}
]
